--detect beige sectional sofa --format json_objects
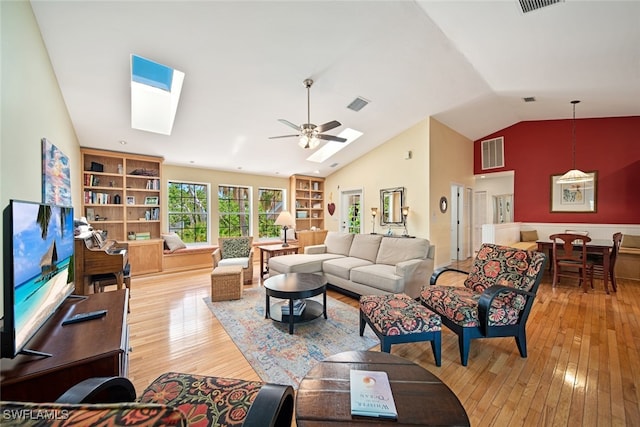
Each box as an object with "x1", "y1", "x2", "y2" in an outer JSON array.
[{"x1": 268, "y1": 232, "x2": 435, "y2": 298}]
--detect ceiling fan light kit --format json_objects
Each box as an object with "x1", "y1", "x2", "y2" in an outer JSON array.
[
  {"x1": 270, "y1": 79, "x2": 347, "y2": 149},
  {"x1": 557, "y1": 100, "x2": 592, "y2": 184}
]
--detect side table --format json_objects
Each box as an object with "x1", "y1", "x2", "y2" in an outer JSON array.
[
  {"x1": 295, "y1": 351, "x2": 469, "y2": 426},
  {"x1": 258, "y1": 243, "x2": 300, "y2": 278}
]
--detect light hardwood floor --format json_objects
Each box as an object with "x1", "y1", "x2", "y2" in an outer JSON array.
[{"x1": 126, "y1": 260, "x2": 640, "y2": 426}]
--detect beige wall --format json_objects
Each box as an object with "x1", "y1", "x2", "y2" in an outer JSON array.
[
  {"x1": 163, "y1": 164, "x2": 289, "y2": 240},
  {"x1": 324, "y1": 118, "x2": 473, "y2": 268},
  {"x1": 1, "y1": 1, "x2": 81, "y2": 314},
  {"x1": 325, "y1": 119, "x2": 430, "y2": 238},
  {"x1": 428, "y1": 118, "x2": 474, "y2": 267}
]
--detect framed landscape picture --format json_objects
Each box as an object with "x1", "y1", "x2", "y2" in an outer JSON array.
[
  {"x1": 550, "y1": 172, "x2": 597, "y2": 212},
  {"x1": 144, "y1": 196, "x2": 159, "y2": 205},
  {"x1": 42, "y1": 138, "x2": 72, "y2": 206}
]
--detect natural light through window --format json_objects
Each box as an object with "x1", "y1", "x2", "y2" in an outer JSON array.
[
  {"x1": 306, "y1": 128, "x2": 363, "y2": 163},
  {"x1": 131, "y1": 54, "x2": 184, "y2": 135}
]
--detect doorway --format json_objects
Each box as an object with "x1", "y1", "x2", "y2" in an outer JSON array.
[
  {"x1": 450, "y1": 184, "x2": 471, "y2": 261},
  {"x1": 340, "y1": 189, "x2": 363, "y2": 234}
]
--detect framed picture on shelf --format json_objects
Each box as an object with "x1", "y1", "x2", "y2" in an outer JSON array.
[
  {"x1": 126, "y1": 196, "x2": 135, "y2": 205},
  {"x1": 550, "y1": 172, "x2": 597, "y2": 213},
  {"x1": 86, "y1": 208, "x2": 95, "y2": 221},
  {"x1": 144, "y1": 196, "x2": 159, "y2": 205}
]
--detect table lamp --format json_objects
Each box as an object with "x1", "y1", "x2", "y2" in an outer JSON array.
[
  {"x1": 402, "y1": 206, "x2": 410, "y2": 236},
  {"x1": 275, "y1": 211, "x2": 295, "y2": 247},
  {"x1": 371, "y1": 207, "x2": 378, "y2": 234}
]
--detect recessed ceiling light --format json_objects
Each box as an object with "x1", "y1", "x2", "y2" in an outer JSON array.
[
  {"x1": 189, "y1": 160, "x2": 195, "y2": 164},
  {"x1": 119, "y1": 140, "x2": 127, "y2": 145}
]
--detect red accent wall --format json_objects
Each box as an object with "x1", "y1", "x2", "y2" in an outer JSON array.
[{"x1": 474, "y1": 116, "x2": 640, "y2": 224}]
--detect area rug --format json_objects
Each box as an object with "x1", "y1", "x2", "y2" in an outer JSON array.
[{"x1": 204, "y1": 287, "x2": 379, "y2": 388}]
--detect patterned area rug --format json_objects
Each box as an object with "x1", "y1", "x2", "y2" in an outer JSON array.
[{"x1": 204, "y1": 287, "x2": 379, "y2": 388}]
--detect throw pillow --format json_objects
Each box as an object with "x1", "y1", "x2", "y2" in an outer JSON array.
[
  {"x1": 221, "y1": 238, "x2": 250, "y2": 259},
  {"x1": 162, "y1": 233, "x2": 187, "y2": 253},
  {"x1": 520, "y1": 230, "x2": 538, "y2": 242}
]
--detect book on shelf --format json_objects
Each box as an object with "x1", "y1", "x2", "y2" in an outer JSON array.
[
  {"x1": 281, "y1": 299, "x2": 306, "y2": 316},
  {"x1": 350, "y1": 369, "x2": 398, "y2": 420}
]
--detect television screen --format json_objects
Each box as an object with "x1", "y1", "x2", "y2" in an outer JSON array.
[{"x1": 2, "y1": 200, "x2": 75, "y2": 358}]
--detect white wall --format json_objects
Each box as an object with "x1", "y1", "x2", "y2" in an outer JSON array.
[{"x1": 1, "y1": 1, "x2": 81, "y2": 316}]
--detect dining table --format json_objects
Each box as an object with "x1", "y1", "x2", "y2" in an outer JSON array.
[{"x1": 536, "y1": 239, "x2": 613, "y2": 293}]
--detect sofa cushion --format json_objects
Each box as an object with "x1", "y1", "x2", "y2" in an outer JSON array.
[
  {"x1": 348, "y1": 233, "x2": 383, "y2": 262},
  {"x1": 322, "y1": 257, "x2": 373, "y2": 280},
  {"x1": 269, "y1": 253, "x2": 342, "y2": 274},
  {"x1": 162, "y1": 232, "x2": 187, "y2": 253},
  {"x1": 376, "y1": 237, "x2": 429, "y2": 266},
  {"x1": 219, "y1": 257, "x2": 249, "y2": 268},
  {"x1": 520, "y1": 230, "x2": 538, "y2": 242},
  {"x1": 350, "y1": 264, "x2": 403, "y2": 293},
  {"x1": 324, "y1": 232, "x2": 354, "y2": 256},
  {"x1": 221, "y1": 237, "x2": 251, "y2": 259}
]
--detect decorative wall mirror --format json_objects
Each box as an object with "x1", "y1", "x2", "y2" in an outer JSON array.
[{"x1": 380, "y1": 187, "x2": 405, "y2": 225}]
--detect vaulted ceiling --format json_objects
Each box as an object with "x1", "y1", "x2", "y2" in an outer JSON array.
[{"x1": 30, "y1": 0, "x2": 640, "y2": 177}]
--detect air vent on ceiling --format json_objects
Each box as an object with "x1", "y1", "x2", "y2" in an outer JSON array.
[
  {"x1": 523, "y1": 96, "x2": 536, "y2": 103},
  {"x1": 347, "y1": 97, "x2": 370, "y2": 112},
  {"x1": 519, "y1": 0, "x2": 563, "y2": 14},
  {"x1": 330, "y1": 162, "x2": 339, "y2": 168},
  {"x1": 481, "y1": 137, "x2": 505, "y2": 170}
]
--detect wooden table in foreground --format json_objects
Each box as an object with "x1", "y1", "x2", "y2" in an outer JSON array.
[
  {"x1": 258, "y1": 243, "x2": 300, "y2": 278},
  {"x1": 537, "y1": 239, "x2": 613, "y2": 293},
  {"x1": 295, "y1": 351, "x2": 469, "y2": 426}
]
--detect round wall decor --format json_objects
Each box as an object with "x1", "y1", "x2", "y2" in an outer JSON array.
[{"x1": 439, "y1": 196, "x2": 448, "y2": 213}]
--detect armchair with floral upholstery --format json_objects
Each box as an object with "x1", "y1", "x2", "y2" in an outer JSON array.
[
  {"x1": 212, "y1": 236, "x2": 254, "y2": 284},
  {"x1": 420, "y1": 243, "x2": 546, "y2": 366},
  {"x1": 0, "y1": 372, "x2": 294, "y2": 427}
]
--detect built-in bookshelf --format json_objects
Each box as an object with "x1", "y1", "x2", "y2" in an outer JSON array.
[
  {"x1": 80, "y1": 148, "x2": 163, "y2": 242},
  {"x1": 290, "y1": 175, "x2": 325, "y2": 231}
]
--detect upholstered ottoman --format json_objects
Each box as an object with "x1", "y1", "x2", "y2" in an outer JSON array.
[
  {"x1": 211, "y1": 265, "x2": 243, "y2": 301},
  {"x1": 360, "y1": 293, "x2": 442, "y2": 366}
]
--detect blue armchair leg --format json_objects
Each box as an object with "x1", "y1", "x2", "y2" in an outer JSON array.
[
  {"x1": 515, "y1": 332, "x2": 527, "y2": 357},
  {"x1": 431, "y1": 333, "x2": 442, "y2": 367},
  {"x1": 459, "y1": 332, "x2": 471, "y2": 366}
]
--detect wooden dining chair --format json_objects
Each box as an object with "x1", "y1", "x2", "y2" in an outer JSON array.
[
  {"x1": 549, "y1": 233, "x2": 593, "y2": 291},
  {"x1": 587, "y1": 232, "x2": 622, "y2": 294}
]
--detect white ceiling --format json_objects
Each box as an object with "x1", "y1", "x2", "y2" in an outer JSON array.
[{"x1": 30, "y1": 0, "x2": 640, "y2": 178}]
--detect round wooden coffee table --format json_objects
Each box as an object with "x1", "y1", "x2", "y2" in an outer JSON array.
[
  {"x1": 263, "y1": 273, "x2": 327, "y2": 334},
  {"x1": 295, "y1": 351, "x2": 470, "y2": 426}
]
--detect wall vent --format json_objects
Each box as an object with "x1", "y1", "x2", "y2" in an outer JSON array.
[
  {"x1": 519, "y1": 0, "x2": 563, "y2": 14},
  {"x1": 481, "y1": 137, "x2": 505, "y2": 170},
  {"x1": 523, "y1": 96, "x2": 536, "y2": 102},
  {"x1": 330, "y1": 162, "x2": 339, "y2": 168},
  {"x1": 347, "y1": 97, "x2": 369, "y2": 112}
]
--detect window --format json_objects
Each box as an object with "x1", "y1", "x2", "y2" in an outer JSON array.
[
  {"x1": 258, "y1": 188, "x2": 285, "y2": 238},
  {"x1": 167, "y1": 181, "x2": 209, "y2": 243},
  {"x1": 218, "y1": 185, "x2": 250, "y2": 237}
]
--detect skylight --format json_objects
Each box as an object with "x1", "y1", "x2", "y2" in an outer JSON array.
[
  {"x1": 131, "y1": 54, "x2": 184, "y2": 135},
  {"x1": 306, "y1": 128, "x2": 363, "y2": 163}
]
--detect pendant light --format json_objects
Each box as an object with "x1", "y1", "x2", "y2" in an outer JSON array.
[{"x1": 557, "y1": 100, "x2": 592, "y2": 184}]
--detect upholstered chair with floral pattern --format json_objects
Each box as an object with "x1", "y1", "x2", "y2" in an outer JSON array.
[
  {"x1": 213, "y1": 236, "x2": 254, "y2": 284},
  {"x1": 1, "y1": 372, "x2": 294, "y2": 427},
  {"x1": 420, "y1": 243, "x2": 547, "y2": 366}
]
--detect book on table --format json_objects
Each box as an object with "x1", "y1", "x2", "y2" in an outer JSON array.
[
  {"x1": 350, "y1": 369, "x2": 398, "y2": 419},
  {"x1": 281, "y1": 299, "x2": 306, "y2": 316}
]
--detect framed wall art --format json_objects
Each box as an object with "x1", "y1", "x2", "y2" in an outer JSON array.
[
  {"x1": 42, "y1": 138, "x2": 72, "y2": 206},
  {"x1": 550, "y1": 172, "x2": 597, "y2": 213}
]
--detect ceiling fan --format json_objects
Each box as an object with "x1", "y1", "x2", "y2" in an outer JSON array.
[{"x1": 269, "y1": 79, "x2": 347, "y2": 149}]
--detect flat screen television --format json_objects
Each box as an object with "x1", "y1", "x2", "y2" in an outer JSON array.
[{"x1": 1, "y1": 200, "x2": 75, "y2": 358}]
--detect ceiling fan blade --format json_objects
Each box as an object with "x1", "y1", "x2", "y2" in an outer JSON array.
[
  {"x1": 317, "y1": 134, "x2": 347, "y2": 143},
  {"x1": 316, "y1": 120, "x2": 341, "y2": 133},
  {"x1": 278, "y1": 119, "x2": 301, "y2": 131},
  {"x1": 268, "y1": 134, "x2": 300, "y2": 139}
]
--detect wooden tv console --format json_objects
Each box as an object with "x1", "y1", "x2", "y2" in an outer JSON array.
[{"x1": 0, "y1": 289, "x2": 129, "y2": 402}]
